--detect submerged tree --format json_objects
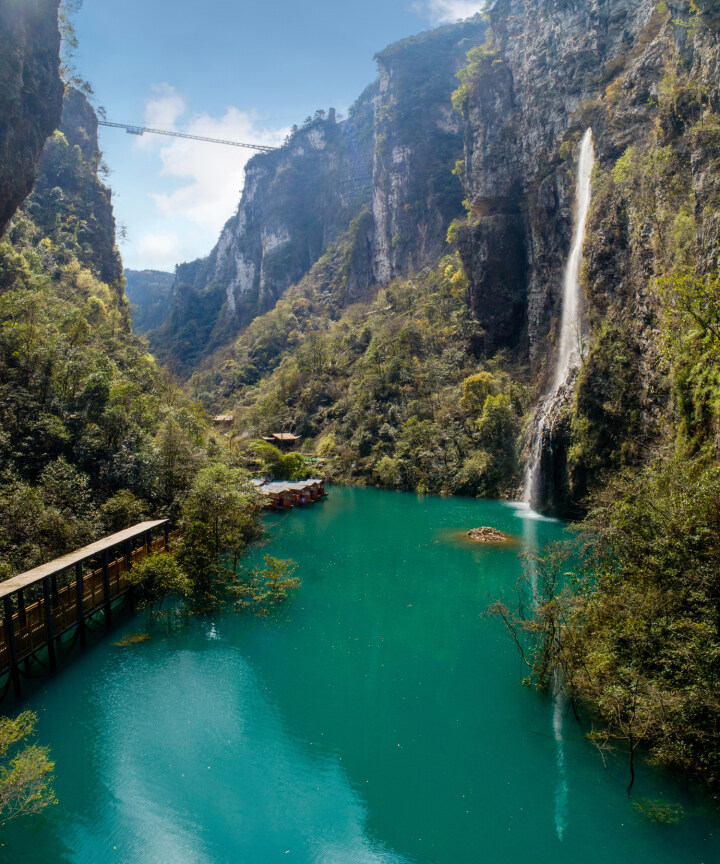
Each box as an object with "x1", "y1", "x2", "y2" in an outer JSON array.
[
  {"x1": 0, "y1": 711, "x2": 55, "y2": 826},
  {"x1": 181, "y1": 463, "x2": 263, "y2": 570},
  {"x1": 125, "y1": 552, "x2": 192, "y2": 614},
  {"x1": 232, "y1": 555, "x2": 300, "y2": 616}
]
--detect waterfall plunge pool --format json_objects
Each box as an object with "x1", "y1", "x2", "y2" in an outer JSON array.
[{"x1": 3, "y1": 487, "x2": 719, "y2": 863}]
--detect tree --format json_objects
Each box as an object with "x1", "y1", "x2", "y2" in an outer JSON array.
[
  {"x1": 101, "y1": 489, "x2": 147, "y2": 533},
  {"x1": 232, "y1": 555, "x2": 300, "y2": 615},
  {"x1": 125, "y1": 552, "x2": 192, "y2": 614},
  {"x1": 154, "y1": 414, "x2": 200, "y2": 507},
  {"x1": 179, "y1": 464, "x2": 263, "y2": 599},
  {"x1": 0, "y1": 711, "x2": 55, "y2": 826},
  {"x1": 475, "y1": 393, "x2": 519, "y2": 494},
  {"x1": 176, "y1": 522, "x2": 219, "y2": 601},
  {"x1": 460, "y1": 371, "x2": 497, "y2": 414}
]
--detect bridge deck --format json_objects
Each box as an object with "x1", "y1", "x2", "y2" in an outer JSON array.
[
  {"x1": 0, "y1": 521, "x2": 169, "y2": 600},
  {"x1": 0, "y1": 521, "x2": 181, "y2": 696}
]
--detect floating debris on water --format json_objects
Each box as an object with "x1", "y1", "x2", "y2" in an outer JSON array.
[{"x1": 113, "y1": 633, "x2": 151, "y2": 647}]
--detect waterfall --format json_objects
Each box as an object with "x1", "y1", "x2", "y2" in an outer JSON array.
[
  {"x1": 524, "y1": 128, "x2": 595, "y2": 508},
  {"x1": 553, "y1": 128, "x2": 595, "y2": 392}
]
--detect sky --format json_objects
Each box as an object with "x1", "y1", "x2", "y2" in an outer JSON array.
[{"x1": 72, "y1": 0, "x2": 483, "y2": 272}]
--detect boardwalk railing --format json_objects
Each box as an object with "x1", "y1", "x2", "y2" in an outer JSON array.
[{"x1": 0, "y1": 520, "x2": 182, "y2": 697}]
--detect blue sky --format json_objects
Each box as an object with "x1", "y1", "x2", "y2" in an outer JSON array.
[{"x1": 72, "y1": 0, "x2": 482, "y2": 271}]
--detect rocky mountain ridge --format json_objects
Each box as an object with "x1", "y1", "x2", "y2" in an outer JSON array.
[{"x1": 147, "y1": 18, "x2": 485, "y2": 374}]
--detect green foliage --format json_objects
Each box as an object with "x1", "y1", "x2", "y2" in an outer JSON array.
[
  {"x1": 232, "y1": 555, "x2": 300, "y2": 615},
  {"x1": 178, "y1": 464, "x2": 263, "y2": 601},
  {"x1": 23, "y1": 90, "x2": 123, "y2": 292},
  {"x1": 632, "y1": 798, "x2": 685, "y2": 824},
  {"x1": 568, "y1": 323, "x2": 642, "y2": 500},
  {"x1": 0, "y1": 216, "x2": 213, "y2": 575},
  {"x1": 475, "y1": 393, "x2": 519, "y2": 493},
  {"x1": 182, "y1": 464, "x2": 262, "y2": 558},
  {"x1": 101, "y1": 490, "x2": 147, "y2": 533},
  {"x1": 452, "y1": 29, "x2": 500, "y2": 112},
  {"x1": 0, "y1": 711, "x2": 55, "y2": 825},
  {"x1": 217, "y1": 257, "x2": 526, "y2": 497},
  {"x1": 508, "y1": 455, "x2": 720, "y2": 793},
  {"x1": 125, "y1": 551, "x2": 192, "y2": 613},
  {"x1": 572, "y1": 455, "x2": 720, "y2": 790},
  {"x1": 460, "y1": 371, "x2": 497, "y2": 413},
  {"x1": 176, "y1": 522, "x2": 220, "y2": 602},
  {"x1": 0, "y1": 100, "x2": 237, "y2": 580},
  {"x1": 245, "y1": 441, "x2": 310, "y2": 481}
]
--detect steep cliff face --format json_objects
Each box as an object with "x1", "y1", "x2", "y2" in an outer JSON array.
[
  {"x1": 451, "y1": 0, "x2": 720, "y2": 514},
  {"x1": 149, "y1": 96, "x2": 377, "y2": 372},
  {"x1": 456, "y1": 0, "x2": 655, "y2": 357},
  {"x1": 151, "y1": 21, "x2": 491, "y2": 374},
  {"x1": 0, "y1": 0, "x2": 63, "y2": 236},
  {"x1": 24, "y1": 87, "x2": 124, "y2": 294},
  {"x1": 370, "y1": 20, "x2": 485, "y2": 284},
  {"x1": 215, "y1": 104, "x2": 375, "y2": 324}
]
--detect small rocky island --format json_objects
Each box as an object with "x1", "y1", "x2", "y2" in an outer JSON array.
[{"x1": 466, "y1": 527, "x2": 512, "y2": 544}]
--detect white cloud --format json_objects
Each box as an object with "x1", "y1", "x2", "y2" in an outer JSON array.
[
  {"x1": 134, "y1": 231, "x2": 183, "y2": 271},
  {"x1": 149, "y1": 106, "x2": 287, "y2": 230},
  {"x1": 133, "y1": 83, "x2": 187, "y2": 152},
  {"x1": 414, "y1": 0, "x2": 484, "y2": 25},
  {"x1": 135, "y1": 84, "x2": 289, "y2": 236},
  {"x1": 122, "y1": 84, "x2": 289, "y2": 270}
]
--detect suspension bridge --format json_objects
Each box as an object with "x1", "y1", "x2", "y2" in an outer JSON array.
[{"x1": 98, "y1": 120, "x2": 278, "y2": 152}]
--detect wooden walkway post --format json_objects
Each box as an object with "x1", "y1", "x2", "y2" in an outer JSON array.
[
  {"x1": 3, "y1": 597, "x2": 20, "y2": 697},
  {"x1": 75, "y1": 562, "x2": 86, "y2": 646},
  {"x1": 102, "y1": 548, "x2": 112, "y2": 627},
  {"x1": 126, "y1": 538, "x2": 135, "y2": 613},
  {"x1": 51, "y1": 574, "x2": 61, "y2": 656},
  {"x1": 42, "y1": 577, "x2": 56, "y2": 670}
]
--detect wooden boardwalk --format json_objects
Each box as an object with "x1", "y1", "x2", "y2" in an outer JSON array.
[{"x1": 0, "y1": 521, "x2": 181, "y2": 697}]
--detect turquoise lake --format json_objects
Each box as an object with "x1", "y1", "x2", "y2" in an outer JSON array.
[{"x1": 3, "y1": 486, "x2": 719, "y2": 862}]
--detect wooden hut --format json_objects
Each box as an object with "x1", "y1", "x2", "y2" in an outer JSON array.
[
  {"x1": 261, "y1": 432, "x2": 301, "y2": 451},
  {"x1": 255, "y1": 479, "x2": 327, "y2": 510}
]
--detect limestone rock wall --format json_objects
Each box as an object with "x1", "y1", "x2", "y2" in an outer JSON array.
[{"x1": 0, "y1": 0, "x2": 62, "y2": 235}]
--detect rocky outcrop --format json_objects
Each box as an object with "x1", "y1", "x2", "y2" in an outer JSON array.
[
  {"x1": 24, "y1": 87, "x2": 124, "y2": 292},
  {"x1": 0, "y1": 0, "x2": 63, "y2": 236},
  {"x1": 452, "y1": 0, "x2": 720, "y2": 515},
  {"x1": 456, "y1": 0, "x2": 656, "y2": 359},
  {"x1": 149, "y1": 96, "x2": 378, "y2": 373},
  {"x1": 370, "y1": 19, "x2": 485, "y2": 285},
  {"x1": 213, "y1": 105, "x2": 375, "y2": 325},
  {"x1": 152, "y1": 21, "x2": 492, "y2": 374},
  {"x1": 467, "y1": 526, "x2": 512, "y2": 543}
]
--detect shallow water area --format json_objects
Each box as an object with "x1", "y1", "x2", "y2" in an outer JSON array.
[{"x1": 2, "y1": 487, "x2": 719, "y2": 863}]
